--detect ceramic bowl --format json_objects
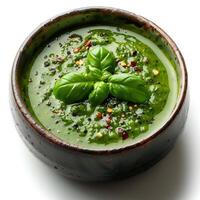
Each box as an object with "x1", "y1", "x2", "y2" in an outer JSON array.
[{"x1": 10, "y1": 7, "x2": 188, "y2": 181}]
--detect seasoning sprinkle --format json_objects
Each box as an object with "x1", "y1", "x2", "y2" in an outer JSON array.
[
  {"x1": 96, "y1": 132, "x2": 103, "y2": 138},
  {"x1": 122, "y1": 131, "x2": 129, "y2": 140},
  {"x1": 40, "y1": 80, "x2": 46, "y2": 85},
  {"x1": 119, "y1": 61, "x2": 127, "y2": 67},
  {"x1": 117, "y1": 127, "x2": 124, "y2": 134},
  {"x1": 75, "y1": 59, "x2": 84, "y2": 65},
  {"x1": 96, "y1": 112, "x2": 102, "y2": 119},
  {"x1": 132, "y1": 50, "x2": 137, "y2": 56},
  {"x1": 143, "y1": 57, "x2": 148, "y2": 63},
  {"x1": 107, "y1": 107, "x2": 113, "y2": 113},
  {"x1": 44, "y1": 61, "x2": 50, "y2": 67},
  {"x1": 84, "y1": 40, "x2": 92, "y2": 48},
  {"x1": 152, "y1": 69, "x2": 159, "y2": 75},
  {"x1": 130, "y1": 61, "x2": 137, "y2": 67},
  {"x1": 106, "y1": 125, "x2": 112, "y2": 130},
  {"x1": 134, "y1": 66, "x2": 142, "y2": 72},
  {"x1": 106, "y1": 116, "x2": 111, "y2": 124},
  {"x1": 129, "y1": 106, "x2": 133, "y2": 111},
  {"x1": 73, "y1": 48, "x2": 80, "y2": 53},
  {"x1": 117, "y1": 127, "x2": 129, "y2": 140}
]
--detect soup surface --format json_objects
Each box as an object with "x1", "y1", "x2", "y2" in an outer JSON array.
[{"x1": 21, "y1": 25, "x2": 178, "y2": 150}]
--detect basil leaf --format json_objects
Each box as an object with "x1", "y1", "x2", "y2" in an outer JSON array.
[
  {"x1": 86, "y1": 66, "x2": 102, "y2": 80},
  {"x1": 101, "y1": 71, "x2": 112, "y2": 81},
  {"x1": 87, "y1": 46, "x2": 116, "y2": 73},
  {"x1": 53, "y1": 72, "x2": 94, "y2": 104},
  {"x1": 89, "y1": 82, "x2": 109, "y2": 106},
  {"x1": 109, "y1": 74, "x2": 150, "y2": 103}
]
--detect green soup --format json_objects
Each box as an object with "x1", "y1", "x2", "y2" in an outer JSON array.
[{"x1": 21, "y1": 25, "x2": 178, "y2": 150}]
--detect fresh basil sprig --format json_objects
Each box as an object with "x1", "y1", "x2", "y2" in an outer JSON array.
[{"x1": 53, "y1": 46, "x2": 150, "y2": 105}]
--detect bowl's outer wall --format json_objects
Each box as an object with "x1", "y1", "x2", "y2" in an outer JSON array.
[{"x1": 11, "y1": 8, "x2": 189, "y2": 181}]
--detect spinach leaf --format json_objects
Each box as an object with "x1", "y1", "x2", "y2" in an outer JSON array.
[
  {"x1": 109, "y1": 74, "x2": 150, "y2": 103},
  {"x1": 89, "y1": 82, "x2": 109, "y2": 106},
  {"x1": 53, "y1": 72, "x2": 94, "y2": 104},
  {"x1": 87, "y1": 46, "x2": 116, "y2": 73}
]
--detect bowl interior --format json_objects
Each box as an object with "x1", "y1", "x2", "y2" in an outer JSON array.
[{"x1": 12, "y1": 7, "x2": 186, "y2": 151}]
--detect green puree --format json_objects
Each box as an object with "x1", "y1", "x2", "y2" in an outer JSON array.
[{"x1": 22, "y1": 25, "x2": 178, "y2": 150}]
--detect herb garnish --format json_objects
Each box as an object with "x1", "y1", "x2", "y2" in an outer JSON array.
[{"x1": 53, "y1": 46, "x2": 150, "y2": 105}]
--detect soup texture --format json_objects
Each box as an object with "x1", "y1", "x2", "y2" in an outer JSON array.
[{"x1": 21, "y1": 25, "x2": 178, "y2": 150}]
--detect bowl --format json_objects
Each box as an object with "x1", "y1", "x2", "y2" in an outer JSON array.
[{"x1": 10, "y1": 7, "x2": 188, "y2": 181}]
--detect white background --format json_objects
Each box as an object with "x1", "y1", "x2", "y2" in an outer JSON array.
[{"x1": 0, "y1": 0, "x2": 199, "y2": 199}]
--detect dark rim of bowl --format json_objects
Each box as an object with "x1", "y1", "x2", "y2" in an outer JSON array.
[{"x1": 11, "y1": 7, "x2": 188, "y2": 154}]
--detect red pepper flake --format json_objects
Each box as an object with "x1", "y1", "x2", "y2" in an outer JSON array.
[
  {"x1": 122, "y1": 131, "x2": 129, "y2": 140},
  {"x1": 73, "y1": 47, "x2": 80, "y2": 53},
  {"x1": 106, "y1": 116, "x2": 112, "y2": 124},
  {"x1": 117, "y1": 127, "x2": 129, "y2": 140},
  {"x1": 105, "y1": 125, "x2": 112, "y2": 129},
  {"x1": 84, "y1": 40, "x2": 92, "y2": 48},
  {"x1": 96, "y1": 112, "x2": 102, "y2": 119},
  {"x1": 130, "y1": 61, "x2": 137, "y2": 67}
]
